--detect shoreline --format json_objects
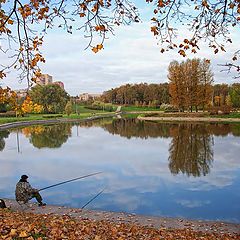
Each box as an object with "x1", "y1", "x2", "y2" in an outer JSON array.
[
  {"x1": 1, "y1": 115, "x2": 240, "y2": 237},
  {"x1": 1, "y1": 113, "x2": 240, "y2": 132},
  {"x1": 137, "y1": 116, "x2": 240, "y2": 123},
  {"x1": 0, "y1": 113, "x2": 116, "y2": 131},
  {"x1": 3, "y1": 199, "x2": 240, "y2": 234}
]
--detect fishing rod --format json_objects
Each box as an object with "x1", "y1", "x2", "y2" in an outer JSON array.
[
  {"x1": 39, "y1": 172, "x2": 102, "y2": 192},
  {"x1": 81, "y1": 187, "x2": 106, "y2": 209}
]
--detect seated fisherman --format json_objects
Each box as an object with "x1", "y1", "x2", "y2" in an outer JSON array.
[{"x1": 15, "y1": 175, "x2": 46, "y2": 206}]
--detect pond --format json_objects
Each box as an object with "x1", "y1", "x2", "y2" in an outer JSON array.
[{"x1": 0, "y1": 118, "x2": 240, "y2": 223}]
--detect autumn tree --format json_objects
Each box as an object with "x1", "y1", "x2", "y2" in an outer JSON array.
[
  {"x1": 229, "y1": 83, "x2": 240, "y2": 108},
  {"x1": 199, "y1": 60, "x2": 214, "y2": 110},
  {"x1": 168, "y1": 58, "x2": 213, "y2": 112},
  {"x1": 29, "y1": 84, "x2": 69, "y2": 113},
  {"x1": 0, "y1": 87, "x2": 18, "y2": 112},
  {"x1": 101, "y1": 83, "x2": 170, "y2": 106},
  {"x1": 213, "y1": 84, "x2": 229, "y2": 106},
  {"x1": 168, "y1": 61, "x2": 187, "y2": 111},
  {"x1": 21, "y1": 95, "x2": 43, "y2": 113},
  {"x1": 0, "y1": 0, "x2": 239, "y2": 85},
  {"x1": 65, "y1": 101, "x2": 73, "y2": 116}
]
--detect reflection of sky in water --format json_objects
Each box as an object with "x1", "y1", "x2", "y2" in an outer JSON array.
[{"x1": 0, "y1": 123, "x2": 240, "y2": 223}]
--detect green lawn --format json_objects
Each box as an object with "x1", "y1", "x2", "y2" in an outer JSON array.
[
  {"x1": 0, "y1": 105, "x2": 113, "y2": 124},
  {"x1": 211, "y1": 112, "x2": 240, "y2": 118},
  {"x1": 121, "y1": 106, "x2": 163, "y2": 112}
]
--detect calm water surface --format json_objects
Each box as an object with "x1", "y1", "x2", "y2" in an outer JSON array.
[{"x1": 0, "y1": 119, "x2": 240, "y2": 223}]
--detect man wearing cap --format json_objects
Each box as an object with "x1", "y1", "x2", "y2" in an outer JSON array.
[{"x1": 15, "y1": 175, "x2": 46, "y2": 206}]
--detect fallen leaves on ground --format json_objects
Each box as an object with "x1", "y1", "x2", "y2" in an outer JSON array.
[{"x1": 0, "y1": 209, "x2": 239, "y2": 240}]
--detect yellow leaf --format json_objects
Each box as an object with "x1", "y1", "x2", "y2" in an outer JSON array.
[
  {"x1": 8, "y1": 19, "x2": 14, "y2": 24},
  {"x1": 97, "y1": 44, "x2": 103, "y2": 50},
  {"x1": 19, "y1": 230, "x2": 28, "y2": 237},
  {"x1": 10, "y1": 229, "x2": 17, "y2": 236},
  {"x1": 92, "y1": 47, "x2": 98, "y2": 53}
]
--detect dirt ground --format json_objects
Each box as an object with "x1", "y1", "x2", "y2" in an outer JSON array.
[{"x1": 3, "y1": 199, "x2": 240, "y2": 235}]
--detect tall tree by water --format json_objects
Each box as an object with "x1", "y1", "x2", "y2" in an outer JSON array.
[
  {"x1": 229, "y1": 83, "x2": 240, "y2": 108},
  {"x1": 168, "y1": 58, "x2": 213, "y2": 111},
  {"x1": 29, "y1": 84, "x2": 69, "y2": 113}
]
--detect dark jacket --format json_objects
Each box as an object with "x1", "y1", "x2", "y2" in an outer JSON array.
[{"x1": 15, "y1": 180, "x2": 38, "y2": 202}]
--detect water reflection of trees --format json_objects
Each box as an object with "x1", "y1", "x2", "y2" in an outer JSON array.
[
  {"x1": 101, "y1": 119, "x2": 240, "y2": 139},
  {"x1": 100, "y1": 119, "x2": 240, "y2": 177},
  {"x1": 102, "y1": 119, "x2": 172, "y2": 139},
  {"x1": 0, "y1": 130, "x2": 10, "y2": 151},
  {"x1": 168, "y1": 124, "x2": 214, "y2": 177},
  {"x1": 22, "y1": 124, "x2": 72, "y2": 148}
]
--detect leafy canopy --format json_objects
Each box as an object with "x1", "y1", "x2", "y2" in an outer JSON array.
[
  {"x1": 29, "y1": 84, "x2": 69, "y2": 113},
  {"x1": 0, "y1": 0, "x2": 239, "y2": 84}
]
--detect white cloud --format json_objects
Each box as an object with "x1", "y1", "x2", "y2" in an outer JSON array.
[
  {"x1": 176, "y1": 199, "x2": 211, "y2": 208},
  {"x1": 1, "y1": 18, "x2": 239, "y2": 95}
]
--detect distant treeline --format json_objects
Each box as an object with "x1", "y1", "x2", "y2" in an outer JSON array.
[
  {"x1": 100, "y1": 59, "x2": 240, "y2": 111},
  {"x1": 101, "y1": 82, "x2": 240, "y2": 109},
  {"x1": 101, "y1": 83, "x2": 170, "y2": 107}
]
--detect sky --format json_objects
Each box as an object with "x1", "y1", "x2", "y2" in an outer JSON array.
[{"x1": 0, "y1": 2, "x2": 239, "y2": 96}]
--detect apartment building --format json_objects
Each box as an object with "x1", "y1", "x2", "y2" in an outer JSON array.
[
  {"x1": 36, "y1": 74, "x2": 53, "y2": 85},
  {"x1": 79, "y1": 93, "x2": 101, "y2": 101}
]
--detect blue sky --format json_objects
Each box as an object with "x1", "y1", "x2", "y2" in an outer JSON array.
[{"x1": 0, "y1": 1, "x2": 239, "y2": 95}]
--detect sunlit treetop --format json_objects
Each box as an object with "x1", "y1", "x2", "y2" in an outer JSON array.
[{"x1": 0, "y1": 0, "x2": 239, "y2": 86}]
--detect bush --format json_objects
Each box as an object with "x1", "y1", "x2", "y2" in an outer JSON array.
[
  {"x1": 160, "y1": 103, "x2": 178, "y2": 112},
  {"x1": 164, "y1": 109, "x2": 179, "y2": 113},
  {"x1": 85, "y1": 102, "x2": 115, "y2": 112},
  {"x1": 143, "y1": 113, "x2": 160, "y2": 117},
  {"x1": 0, "y1": 111, "x2": 16, "y2": 118},
  {"x1": 209, "y1": 106, "x2": 232, "y2": 115}
]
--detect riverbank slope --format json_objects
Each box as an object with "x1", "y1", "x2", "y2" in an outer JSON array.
[{"x1": 1, "y1": 199, "x2": 239, "y2": 238}]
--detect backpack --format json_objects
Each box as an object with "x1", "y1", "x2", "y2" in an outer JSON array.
[{"x1": 0, "y1": 199, "x2": 7, "y2": 208}]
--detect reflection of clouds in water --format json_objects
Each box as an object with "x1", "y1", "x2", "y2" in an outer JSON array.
[
  {"x1": 108, "y1": 192, "x2": 140, "y2": 211},
  {"x1": 176, "y1": 199, "x2": 211, "y2": 208},
  {"x1": 1, "y1": 127, "x2": 240, "y2": 193},
  {"x1": 187, "y1": 174, "x2": 235, "y2": 191},
  {"x1": 0, "y1": 123, "x2": 240, "y2": 221}
]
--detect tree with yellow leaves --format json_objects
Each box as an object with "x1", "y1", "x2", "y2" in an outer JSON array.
[
  {"x1": 0, "y1": 0, "x2": 239, "y2": 86},
  {"x1": 168, "y1": 58, "x2": 213, "y2": 112},
  {"x1": 0, "y1": 87, "x2": 18, "y2": 112},
  {"x1": 21, "y1": 95, "x2": 43, "y2": 113}
]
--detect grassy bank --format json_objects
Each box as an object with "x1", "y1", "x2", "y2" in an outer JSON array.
[{"x1": 0, "y1": 111, "x2": 112, "y2": 125}]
